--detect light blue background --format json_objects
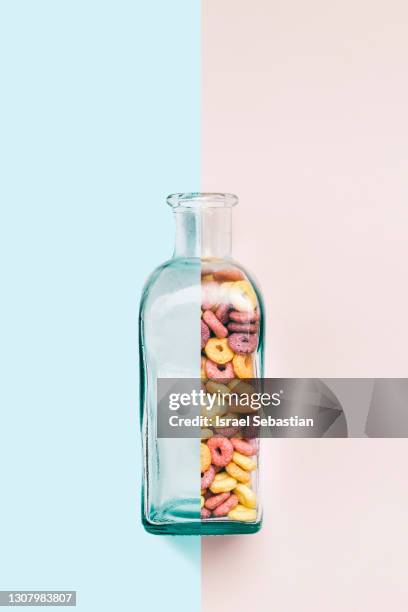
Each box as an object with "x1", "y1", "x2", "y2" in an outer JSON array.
[{"x1": 0, "y1": 1, "x2": 200, "y2": 610}]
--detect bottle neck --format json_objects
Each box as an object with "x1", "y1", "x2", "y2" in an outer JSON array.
[{"x1": 173, "y1": 208, "x2": 232, "y2": 258}]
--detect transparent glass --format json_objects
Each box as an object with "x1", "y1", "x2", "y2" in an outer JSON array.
[{"x1": 139, "y1": 193, "x2": 264, "y2": 535}]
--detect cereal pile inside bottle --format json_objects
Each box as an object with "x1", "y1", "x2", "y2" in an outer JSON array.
[{"x1": 200, "y1": 265, "x2": 260, "y2": 522}]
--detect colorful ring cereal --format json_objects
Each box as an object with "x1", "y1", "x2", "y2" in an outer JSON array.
[
  {"x1": 205, "y1": 359, "x2": 234, "y2": 380},
  {"x1": 201, "y1": 507, "x2": 211, "y2": 519},
  {"x1": 227, "y1": 504, "x2": 257, "y2": 522},
  {"x1": 228, "y1": 322, "x2": 258, "y2": 333},
  {"x1": 200, "y1": 427, "x2": 213, "y2": 440},
  {"x1": 232, "y1": 354, "x2": 254, "y2": 378},
  {"x1": 228, "y1": 380, "x2": 255, "y2": 394},
  {"x1": 213, "y1": 412, "x2": 242, "y2": 437},
  {"x1": 231, "y1": 437, "x2": 256, "y2": 456},
  {"x1": 201, "y1": 464, "x2": 216, "y2": 489},
  {"x1": 201, "y1": 266, "x2": 214, "y2": 277},
  {"x1": 201, "y1": 320, "x2": 210, "y2": 350},
  {"x1": 212, "y1": 493, "x2": 239, "y2": 517},
  {"x1": 201, "y1": 356, "x2": 207, "y2": 380},
  {"x1": 205, "y1": 338, "x2": 234, "y2": 364},
  {"x1": 230, "y1": 280, "x2": 257, "y2": 312},
  {"x1": 200, "y1": 443, "x2": 211, "y2": 472},
  {"x1": 232, "y1": 451, "x2": 257, "y2": 472},
  {"x1": 225, "y1": 461, "x2": 250, "y2": 483},
  {"x1": 233, "y1": 484, "x2": 257, "y2": 509},
  {"x1": 207, "y1": 436, "x2": 234, "y2": 467},
  {"x1": 209, "y1": 472, "x2": 237, "y2": 494},
  {"x1": 229, "y1": 310, "x2": 260, "y2": 323},
  {"x1": 204, "y1": 492, "x2": 230, "y2": 511},
  {"x1": 228, "y1": 332, "x2": 258, "y2": 355},
  {"x1": 213, "y1": 268, "x2": 245, "y2": 282},
  {"x1": 215, "y1": 303, "x2": 230, "y2": 324},
  {"x1": 203, "y1": 310, "x2": 228, "y2": 338},
  {"x1": 200, "y1": 265, "x2": 261, "y2": 525},
  {"x1": 205, "y1": 380, "x2": 231, "y2": 395}
]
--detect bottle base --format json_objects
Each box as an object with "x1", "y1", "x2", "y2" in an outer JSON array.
[{"x1": 142, "y1": 517, "x2": 262, "y2": 536}]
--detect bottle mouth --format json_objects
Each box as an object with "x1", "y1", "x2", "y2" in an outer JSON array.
[{"x1": 166, "y1": 192, "x2": 238, "y2": 210}]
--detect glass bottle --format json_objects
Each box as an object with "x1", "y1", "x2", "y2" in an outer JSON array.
[{"x1": 139, "y1": 193, "x2": 264, "y2": 535}]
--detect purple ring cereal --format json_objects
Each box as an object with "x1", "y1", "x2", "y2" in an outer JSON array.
[
  {"x1": 229, "y1": 310, "x2": 260, "y2": 323},
  {"x1": 228, "y1": 332, "x2": 258, "y2": 355},
  {"x1": 203, "y1": 309, "x2": 228, "y2": 339},
  {"x1": 227, "y1": 322, "x2": 258, "y2": 333},
  {"x1": 215, "y1": 303, "x2": 231, "y2": 325}
]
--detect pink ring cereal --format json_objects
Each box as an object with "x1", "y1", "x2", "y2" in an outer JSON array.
[
  {"x1": 203, "y1": 310, "x2": 228, "y2": 339},
  {"x1": 207, "y1": 436, "x2": 234, "y2": 467},
  {"x1": 228, "y1": 332, "x2": 258, "y2": 355},
  {"x1": 231, "y1": 438, "x2": 256, "y2": 456},
  {"x1": 201, "y1": 464, "x2": 216, "y2": 489},
  {"x1": 201, "y1": 320, "x2": 210, "y2": 350},
  {"x1": 228, "y1": 322, "x2": 258, "y2": 333},
  {"x1": 204, "y1": 492, "x2": 230, "y2": 511},
  {"x1": 213, "y1": 268, "x2": 245, "y2": 282},
  {"x1": 201, "y1": 507, "x2": 211, "y2": 519},
  {"x1": 229, "y1": 310, "x2": 260, "y2": 323},
  {"x1": 212, "y1": 493, "x2": 239, "y2": 517},
  {"x1": 215, "y1": 303, "x2": 230, "y2": 325},
  {"x1": 205, "y1": 359, "x2": 234, "y2": 380}
]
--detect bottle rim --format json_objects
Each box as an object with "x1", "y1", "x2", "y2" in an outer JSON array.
[{"x1": 166, "y1": 192, "x2": 238, "y2": 209}]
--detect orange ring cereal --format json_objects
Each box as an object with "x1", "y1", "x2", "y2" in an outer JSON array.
[
  {"x1": 233, "y1": 354, "x2": 254, "y2": 378},
  {"x1": 200, "y1": 443, "x2": 211, "y2": 472},
  {"x1": 225, "y1": 461, "x2": 250, "y2": 483},
  {"x1": 204, "y1": 338, "x2": 234, "y2": 364}
]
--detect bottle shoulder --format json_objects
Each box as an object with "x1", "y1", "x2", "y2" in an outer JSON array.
[
  {"x1": 139, "y1": 256, "x2": 264, "y2": 316},
  {"x1": 139, "y1": 257, "x2": 201, "y2": 314}
]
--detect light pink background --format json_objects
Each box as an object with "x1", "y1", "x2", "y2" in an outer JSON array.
[{"x1": 202, "y1": 0, "x2": 408, "y2": 609}]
